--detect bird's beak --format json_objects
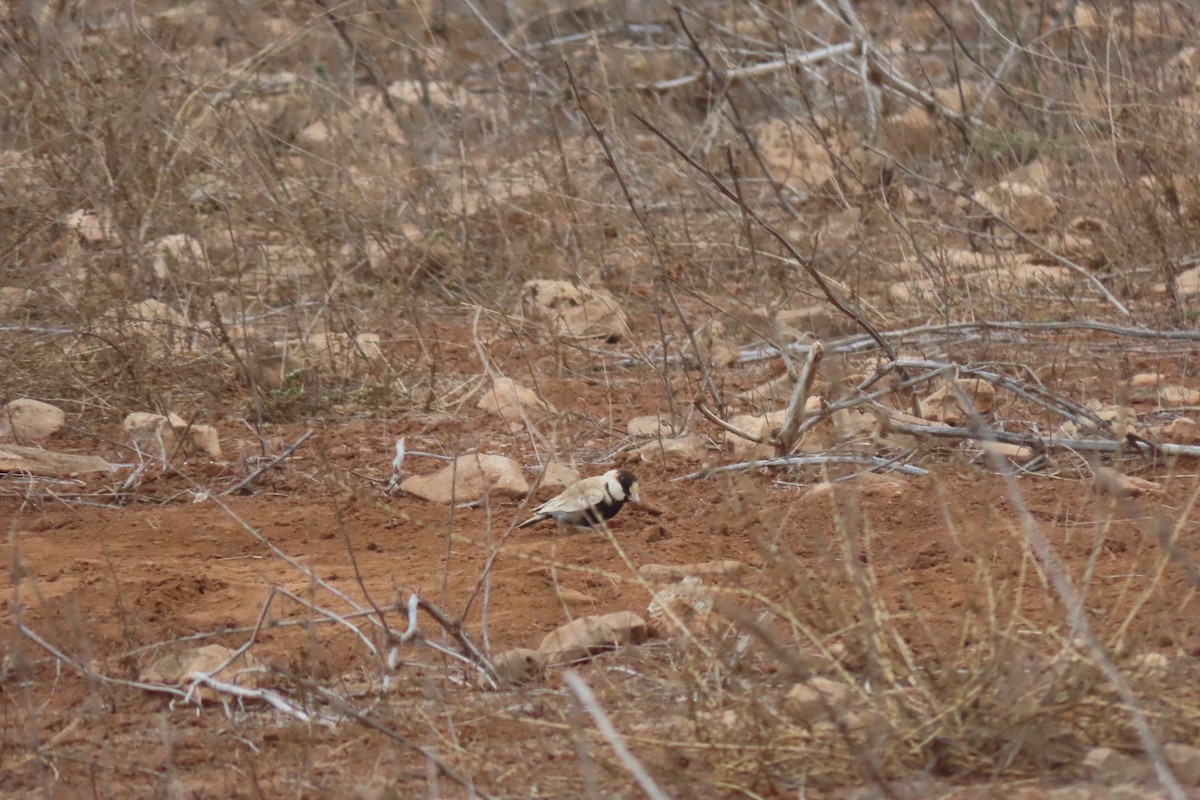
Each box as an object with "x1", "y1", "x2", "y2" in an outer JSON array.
[{"x1": 630, "y1": 487, "x2": 641, "y2": 504}]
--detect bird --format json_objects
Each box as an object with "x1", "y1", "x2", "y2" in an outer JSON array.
[{"x1": 516, "y1": 468, "x2": 641, "y2": 529}]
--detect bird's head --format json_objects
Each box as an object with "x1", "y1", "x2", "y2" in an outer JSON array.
[{"x1": 613, "y1": 468, "x2": 640, "y2": 504}]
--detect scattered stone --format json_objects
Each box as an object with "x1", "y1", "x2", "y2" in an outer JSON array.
[
  {"x1": 594, "y1": 611, "x2": 648, "y2": 646},
  {"x1": 1093, "y1": 467, "x2": 1163, "y2": 499},
  {"x1": 490, "y1": 648, "x2": 544, "y2": 687},
  {"x1": 352, "y1": 777, "x2": 402, "y2": 800},
  {"x1": 476, "y1": 377, "x2": 555, "y2": 423},
  {"x1": 0, "y1": 399, "x2": 66, "y2": 441},
  {"x1": 1158, "y1": 385, "x2": 1200, "y2": 406},
  {"x1": 695, "y1": 319, "x2": 739, "y2": 368},
  {"x1": 726, "y1": 409, "x2": 786, "y2": 457},
  {"x1": 804, "y1": 473, "x2": 909, "y2": 502},
  {"x1": 1166, "y1": 743, "x2": 1200, "y2": 787},
  {"x1": 270, "y1": 332, "x2": 383, "y2": 378},
  {"x1": 1128, "y1": 372, "x2": 1165, "y2": 391},
  {"x1": 123, "y1": 412, "x2": 222, "y2": 461},
  {"x1": 638, "y1": 561, "x2": 750, "y2": 581},
  {"x1": 0, "y1": 444, "x2": 113, "y2": 477},
  {"x1": 631, "y1": 434, "x2": 707, "y2": 464},
  {"x1": 1163, "y1": 266, "x2": 1200, "y2": 297},
  {"x1": 520, "y1": 279, "x2": 628, "y2": 341},
  {"x1": 400, "y1": 454, "x2": 529, "y2": 504},
  {"x1": 556, "y1": 587, "x2": 598, "y2": 607},
  {"x1": 627, "y1": 415, "x2": 676, "y2": 438},
  {"x1": 63, "y1": 208, "x2": 118, "y2": 245},
  {"x1": 1131, "y1": 652, "x2": 1170, "y2": 673},
  {"x1": 0, "y1": 287, "x2": 35, "y2": 315},
  {"x1": 646, "y1": 576, "x2": 714, "y2": 624},
  {"x1": 537, "y1": 461, "x2": 580, "y2": 489},
  {"x1": 918, "y1": 378, "x2": 997, "y2": 424},
  {"x1": 786, "y1": 676, "x2": 853, "y2": 723},
  {"x1": 1158, "y1": 417, "x2": 1200, "y2": 445},
  {"x1": 1081, "y1": 747, "x2": 1150, "y2": 785},
  {"x1": 976, "y1": 181, "x2": 1058, "y2": 232},
  {"x1": 537, "y1": 612, "x2": 647, "y2": 666},
  {"x1": 105, "y1": 299, "x2": 192, "y2": 355},
  {"x1": 980, "y1": 440, "x2": 1036, "y2": 463},
  {"x1": 150, "y1": 233, "x2": 206, "y2": 280},
  {"x1": 141, "y1": 644, "x2": 267, "y2": 701}
]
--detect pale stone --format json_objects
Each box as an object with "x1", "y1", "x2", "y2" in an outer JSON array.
[
  {"x1": 1093, "y1": 468, "x2": 1163, "y2": 498},
  {"x1": 538, "y1": 461, "x2": 579, "y2": 490},
  {"x1": 631, "y1": 434, "x2": 707, "y2": 464},
  {"x1": 1166, "y1": 743, "x2": 1200, "y2": 787},
  {"x1": 123, "y1": 412, "x2": 222, "y2": 461},
  {"x1": 556, "y1": 587, "x2": 597, "y2": 607},
  {"x1": 270, "y1": 332, "x2": 383, "y2": 377},
  {"x1": 490, "y1": 648, "x2": 544, "y2": 687},
  {"x1": 0, "y1": 444, "x2": 112, "y2": 476},
  {"x1": 476, "y1": 377, "x2": 555, "y2": 423},
  {"x1": 1159, "y1": 385, "x2": 1200, "y2": 405},
  {"x1": 0, "y1": 286, "x2": 35, "y2": 315},
  {"x1": 520, "y1": 280, "x2": 628, "y2": 341},
  {"x1": 804, "y1": 473, "x2": 909, "y2": 502},
  {"x1": 150, "y1": 233, "x2": 206, "y2": 280},
  {"x1": 696, "y1": 319, "x2": 739, "y2": 368},
  {"x1": 786, "y1": 677, "x2": 852, "y2": 722},
  {"x1": 638, "y1": 561, "x2": 750, "y2": 581},
  {"x1": 141, "y1": 644, "x2": 267, "y2": 701},
  {"x1": 980, "y1": 440, "x2": 1035, "y2": 463},
  {"x1": 0, "y1": 399, "x2": 66, "y2": 440},
  {"x1": 1081, "y1": 747, "x2": 1149, "y2": 784},
  {"x1": 1160, "y1": 417, "x2": 1200, "y2": 444},
  {"x1": 1129, "y1": 372, "x2": 1166, "y2": 390},
  {"x1": 976, "y1": 181, "x2": 1058, "y2": 232},
  {"x1": 64, "y1": 208, "x2": 117, "y2": 245},
  {"x1": 918, "y1": 379, "x2": 997, "y2": 424},
  {"x1": 646, "y1": 576, "x2": 714, "y2": 623},
  {"x1": 401, "y1": 454, "x2": 529, "y2": 504},
  {"x1": 627, "y1": 415, "x2": 676, "y2": 438},
  {"x1": 537, "y1": 612, "x2": 646, "y2": 666}
]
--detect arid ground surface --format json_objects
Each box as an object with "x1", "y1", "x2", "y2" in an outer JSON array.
[{"x1": 5, "y1": 1, "x2": 1200, "y2": 798}]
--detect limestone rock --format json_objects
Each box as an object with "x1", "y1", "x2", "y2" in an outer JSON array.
[
  {"x1": 1081, "y1": 747, "x2": 1149, "y2": 785},
  {"x1": 520, "y1": 280, "x2": 628, "y2": 341},
  {"x1": 270, "y1": 332, "x2": 383, "y2": 379},
  {"x1": 1093, "y1": 467, "x2": 1163, "y2": 498},
  {"x1": 786, "y1": 677, "x2": 853, "y2": 722},
  {"x1": 0, "y1": 399, "x2": 66, "y2": 441},
  {"x1": 0, "y1": 286, "x2": 36, "y2": 315},
  {"x1": 150, "y1": 233, "x2": 206, "y2": 280},
  {"x1": 141, "y1": 644, "x2": 267, "y2": 701},
  {"x1": 804, "y1": 473, "x2": 909, "y2": 502},
  {"x1": 64, "y1": 208, "x2": 118, "y2": 245},
  {"x1": 106, "y1": 299, "x2": 191, "y2": 355},
  {"x1": 631, "y1": 434, "x2": 707, "y2": 464},
  {"x1": 1158, "y1": 385, "x2": 1200, "y2": 406},
  {"x1": 556, "y1": 587, "x2": 598, "y2": 607},
  {"x1": 401, "y1": 454, "x2": 529, "y2": 504},
  {"x1": 538, "y1": 461, "x2": 580, "y2": 490},
  {"x1": 0, "y1": 444, "x2": 112, "y2": 477},
  {"x1": 638, "y1": 560, "x2": 750, "y2": 581},
  {"x1": 123, "y1": 412, "x2": 222, "y2": 461},
  {"x1": 918, "y1": 379, "x2": 997, "y2": 424},
  {"x1": 1166, "y1": 743, "x2": 1200, "y2": 787},
  {"x1": 490, "y1": 648, "x2": 544, "y2": 687},
  {"x1": 1158, "y1": 417, "x2": 1200, "y2": 444},
  {"x1": 696, "y1": 319, "x2": 739, "y2": 368},
  {"x1": 537, "y1": 612, "x2": 647, "y2": 666},
  {"x1": 476, "y1": 377, "x2": 555, "y2": 423},
  {"x1": 976, "y1": 181, "x2": 1058, "y2": 232},
  {"x1": 627, "y1": 415, "x2": 676, "y2": 438}
]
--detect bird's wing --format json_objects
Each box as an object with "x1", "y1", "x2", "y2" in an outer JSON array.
[{"x1": 534, "y1": 479, "x2": 607, "y2": 516}]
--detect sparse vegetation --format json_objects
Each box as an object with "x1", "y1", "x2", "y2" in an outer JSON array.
[{"x1": 4, "y1": 1, "x2": 1200, "y2": 797}]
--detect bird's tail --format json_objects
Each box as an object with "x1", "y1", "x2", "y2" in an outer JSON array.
[{"x1": 515, "y1": 515, "x2": 542, "y2": 529}]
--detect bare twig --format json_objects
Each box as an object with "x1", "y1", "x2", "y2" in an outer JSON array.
[
  {"x1": 680, "y1": 454, "x2": 929, "y2": 481},
  {"x1": 776, "y1": 341, "x2": 824, "y2": 454},
  {"x1": 221, "y1": 429, "x2": 313, "y2": 496},
  {"x1": 563, "y1": 671, "x2": 672, "y2": 800},
  {"x1": 632, "y1": 112, "x2": 898, "y2": 362}
]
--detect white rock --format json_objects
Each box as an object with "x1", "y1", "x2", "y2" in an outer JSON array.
[
  {"x1": 490, "y1": 648, "x2": 544, "y2": 687},
  {"x1": 976, "y1": 181, "x2": 1058, "y2": 232},
  {"x1": 476, "y1": 377, "x2": 555, "y2": 423},
  {"x1": 537, "y1": 612, "x2": 647, "y2": 666},
  {"x1": 401, "y1": 453, "x2": 529, "y2": 504},
  {"x1": 123, "y1": 412, "x2": 222, "y2": 461},
  {"x1": 631, "y1": 434, "x2": 707, "y2": 464},
  {"x1": 520, "y1": 280, "x2": 628, "y2": 341},
  {"x1": 150, "y1": 234, "x2": 206, "y2": 280},
  {"x1": 786, "y1": 677, "x2": 853, "y2": 722},
  {"x1": 627, "y1": 415, "x2": 676, "y2": 438},
  {"x1": 0, "y1": 399, "x2": 66, "y2": 440},
  {"x1": 140, "y1": 644, "x2": 267, "y2": 701},
  {"x1": 538, "y1": 461, "x2": 580, "y2": 489},
  {"x1": 64, "y1": 208, "x2": 118, "y2": 245},
  {"x1": 1081, "y1": 747, "x2": 1149, "y2": 784},
  {"x1": 918, "y1": 379, "x2": 997, "y2": 424},
  {"x1": 0, "y1": 443, "x2": 112, "y2": 476}
]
